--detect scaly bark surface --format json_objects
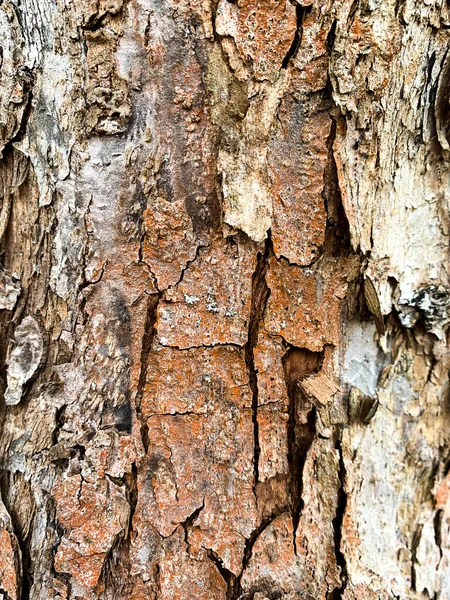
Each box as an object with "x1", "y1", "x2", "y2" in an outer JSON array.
[{"x1": 0, "y1": 0, "x2": 449, "y2": 599}]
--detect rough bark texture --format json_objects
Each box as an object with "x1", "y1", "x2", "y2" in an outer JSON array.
[{"x1": 0, "y1": 0, "x2": 449, "y2": 599}]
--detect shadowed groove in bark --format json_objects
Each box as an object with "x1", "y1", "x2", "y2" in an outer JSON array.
[
  {"x1": 245, "y1": 235, "x2": 271, "y2": 487},
  {"x1": 434, "y1": 508, "x2": 443, "y2": 563},
  {"x1": 226, "y1": 509, "x2": 289, "y2": 600},
  {"x1": 283, "y1": 348, "x2": 322, "y2": 552},
  {"x1": 98, "y1": 530, "x2": 130, "y2": 599},
  {"x1": 328, "y1": 439, "x2": 348, "y2": 599},
  {"x1": 347, "y1": 0, "x2": 360, "y2": 26},
  {"x1": 281, "y1": 4, "x2": 310, "y2": 69},
  {"x1": 182, "y1": 501, "x2": 205, "y2": 548},
  {"x1": 410, "y1": 514, "x2": 427, "y2": 594},
  {"x1": 395, "y1": 0, "x2": 407, "y2": 20},
  {"x1": 322, "y1": 118, "x2": 351, "y2": 256},
  {"x1": 136, "y1": 292, "x2": 160, "y2": 454},
  {"x1": 207, "y1": 548, "x2": 238, "y2": 599},
  {"x1": 126, "y1": 461, "x2": 139, "y2": 540},
  {"x1": 326, "y1": 19, "x2": 338, "y2": 54},
  {"x1": 110, "y1": 292, "x2": 161, "y2": 593}
]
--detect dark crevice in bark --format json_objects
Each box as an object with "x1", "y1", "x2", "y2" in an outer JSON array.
[
  {"x1": 207, "y1": 548, "x2": 238, "y2": 599},
  {"x1": 105, "y1": 473, "x2": 126, "y2": 488},
  {"x1": 347, "y1": 0, "x2": 360, "y2": 27},
  {"x1": 410, "y1": 524, "x2": 423, "y2": 593},
  {"x1": 77, "y1": 205, "x2": 96, "y2": 328},
  {"x1": 49, "y1": 496, "x2": 68, "y2": 570},
  {"x1": 323, "y1": 118, "x2": 351, "y2": 255},
  {"x1": 229, "y1": 509, "x2": 288, "y2": 600},
  {"x1": 126, "y1": 462, "x2": 139, "y2": 541},
  {"x1": 52, "y1": 404, "x2": 68, "y2": 446},
  {"x1": 281, "y1": 5, "x2": 310, "y2": 69},
  {"x1": 7, "y1": 70, "x2": 34, "y2": 149},
  {"x1": 326, "y1": 20, "x2": 338, "y2": 54},
  {"x1": 328, "y1": 438, "x2": 348, "y2": 599},
  {"x1": 272, "y1": 248, "x2": 324, "y2": 270},
  {"x1": 137, "y1": 229, "x2": 159, "y2": 294},
  {"x1": 19, "y1": 548, "x2": 30, "y2": 600},
  {"x1": 182, "y1": 501, "x2": 205, "y2": 548},
  {"x1": 152, "y1": 340, "x2": 244, "y2": 351},
  {"x1": 245, "y1": 235, "x2": 271, "y2": 487},
  {"x1": 283, "y1": 347, "x2": 323, "y2": 552},
  {"x1": 165, "y1": 242, "x2": 211, "y2": 292},
  {"x1": 98, "y1": 531, "x2": 130, "y2": 599},
  {"x1": 394, "y1": 0, "x2": 407, "y2": 21},
  {"x1": 289, "y1": 403, "x2": 316, "y2": 552},
  {"x1": 136, "y1": 293, "x2": 160, "y2": 454},
  {"x1": 434, "y1": 508, "x2": 443, "y2": 560},
  {"x1": 81, "y1": 11, "x2": 110, "y2": 31},
  {"x1": 434, "y1": 49, "x2": 450, "y2": 153},
  {"x1": 423, "y1": 50, "x2": 437, "y2": 144}
]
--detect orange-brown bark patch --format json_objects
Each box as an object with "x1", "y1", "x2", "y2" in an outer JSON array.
[
  {"x1": 156, "y1": 236, "x2": 257, "y2": 348},
  {"x1": 265, "y1": 255, "x2": 357, "y2": 351},
  {"x1": 269, "y1": 97, "x2": 330, "y2": 265}
]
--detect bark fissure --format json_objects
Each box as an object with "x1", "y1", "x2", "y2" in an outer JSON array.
[
  {"x1": 183, "y1": 501, "x2": 205, "y2": 548},
  {"x1": 231, "y1": 510, "x2": 289, "y2": 600},
  {"x1": 1, "y1": 0, "x2": 449, "y2": 598},
  {"x1": 163, "y1": 242, "x2": 212, "y2": 292},
  {"x1": 245, "y1": 236, "x2": 271, "y2": 487},
  {"x1": 410, "y1": 524, "x2": 422, "y2": 593},
  {"x1": 127, "y1": 462, "x2": 138, "y2": 540},
  {"x1": 329, "y1": 439, "x2": 348, "y2": 599},
  {"x1": 207, "y1": 548, "x2": 238, "y2": 600},
  {"x1": 281, "y1": 5, "x2": 308, "y2": 69},
  {"x1": 323, "y1": 117, "x2": 351, "y2": 254},
  {"x1": 136, "y1": 293, "x2": 160, "y2": 454},
  {"x1": 283, "y1": 348, "x2": 323, "y2": 552}
]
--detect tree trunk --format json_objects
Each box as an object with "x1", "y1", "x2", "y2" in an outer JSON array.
[{"x1": 0, "y1": 0, "x2": 449, "y2": 598}]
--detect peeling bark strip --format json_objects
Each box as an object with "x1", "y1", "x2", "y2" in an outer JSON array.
[{"x1": 0, "y1": 0, "x2": 450, "y2": 598}]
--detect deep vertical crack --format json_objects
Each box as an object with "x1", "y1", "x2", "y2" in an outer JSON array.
[
  {"x1": 127, "y1": 462, "x2": 139, "y2": 539},
  {"x1": 207, "y1": 549, "x2": 238, "y2": 599},
  {"x1": 226, "y1": 509, "x2": 288, "y2": 600},
  {"x1": 283, "y1": 347, "x2": 322, "y2": 550},
  {"x1": 410, "y1": 524, "x2": 422, "y2": 593},
  {"x1": 136, "y1": 293, "x2": 160, "y2": 454},
  {"x1": 328, "y1": 438, "x2": 348, "y2": 599},
  {"x1": 282, "y1": 4, "x2": 310, "y2": 69},
  {"x1": 245, "y1": 236, "x2": 271, "y2": 488},
  {"x1": 116, "y1": 294, "x2": 160, "y2": 596},
  {"x1": 322, "y1": 117, "x2": 351, "y2": 255}
]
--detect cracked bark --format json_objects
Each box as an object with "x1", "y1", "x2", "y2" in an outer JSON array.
[{"x1": 1, "y1": 0, "x2": 450, "y2": 599}]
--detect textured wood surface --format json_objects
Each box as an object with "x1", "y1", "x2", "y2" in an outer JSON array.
[{"x1": 0, "y1": 0, "x2": 449, "y2": 598}]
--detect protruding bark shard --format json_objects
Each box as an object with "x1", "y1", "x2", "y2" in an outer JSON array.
[{"x1": 5, "y1": 316, "x2": 44, "y2": 406}]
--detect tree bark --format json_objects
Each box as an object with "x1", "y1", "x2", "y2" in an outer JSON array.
[{"x1": 0, "y1": 0, "x2": 449, "y2": 598}]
